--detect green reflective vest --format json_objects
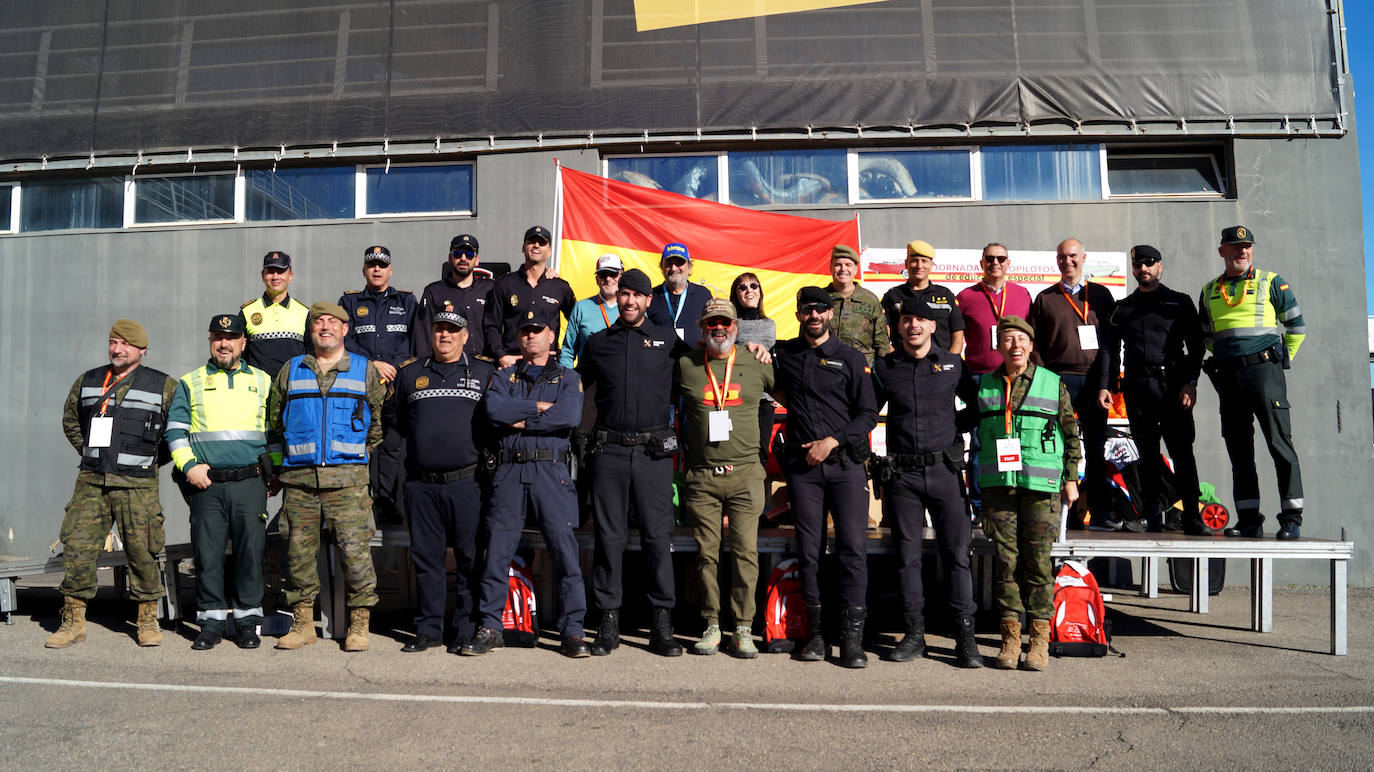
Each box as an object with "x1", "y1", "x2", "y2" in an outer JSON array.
[{"x1": 976, "y1": 367, "x2": 1065, "y2": 494}]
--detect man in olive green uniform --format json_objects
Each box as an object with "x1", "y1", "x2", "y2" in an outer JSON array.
[
  {"x1": 825, "y1": 244, "x2": 889, "y2": 365},
  {"x1": 268, "y1": 302, "x2": 385, "y2": 652},
  {"x1": 48, "y1": 320, "x2": 177, "y2": 649}
]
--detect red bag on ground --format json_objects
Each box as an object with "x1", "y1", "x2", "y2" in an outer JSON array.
[
  {"x1": 1049, "y1": 560, "x2": 1113, "y2": 657},
  {"x1": 501, "y1": 555, "x2": 539, "y2": 647},
  {"x1": 763, "y1": 557, "x2": 808, "y2": 653}
]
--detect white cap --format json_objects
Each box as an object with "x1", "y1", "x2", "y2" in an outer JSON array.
[{"x1": 595, "y1": 253, "x2": 624, "y2": 274}]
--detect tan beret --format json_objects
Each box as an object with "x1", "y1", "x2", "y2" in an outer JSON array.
[
  {"x1": 906, "y1": 239, "x2": 936, "y2": 259},
  {"x1": 307, "y1": 302, "x2": 349, "y2": 325},
  {"x1": 830, "y1": 244, "x2": 860, "y2": 264},
  {"x1": 108, "y1": 319, "x2": 148, "y2": 348},
  {"x1": 997, "y1": 314, "x2": 1034, "y2": 341}
]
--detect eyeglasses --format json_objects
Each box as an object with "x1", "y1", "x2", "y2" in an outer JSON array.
[
  {"x1": 702, "y1": 318, "x2": 733, "y2": 329},
  {"x1": 735, "y1": 282, "x2": 760, "y2": 292},
  {"x1": 1132, "y1": 257, "x2": 1161, "y2": 267},
  {"x1": 982, "y1": 255, "x2": 1009, "y2": 264}
]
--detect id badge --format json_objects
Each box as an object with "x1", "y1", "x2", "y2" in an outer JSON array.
[
  {"x1": 89, "y1": 416, "x2": 114, "y2": 448},
  {"x1": 995, "y1": 437, "x2": 1023, "y2": 472},
  {"x1": 1076, "y1": 324, "x2": 1098, "y2": 350},
  {"x1": 675, "y1": 327, "x2": 686, "y2": 340},
  {"x1": 708, "y1": 410, "x2": 733, "y2": 442},
  {"x1": 989, "y1": 325, "x2": 998, "y2": 350}
]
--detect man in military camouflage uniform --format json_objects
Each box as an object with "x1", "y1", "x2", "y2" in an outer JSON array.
[
  {"x1": 267, "y1": 302, "x2": 386, "y2": 652},
  {"x1": 47, "y1": 320, "x2": 177, "y2": 649},
  {"x1": 825, "y1": 244, "x2": 889, "y2": 365}
]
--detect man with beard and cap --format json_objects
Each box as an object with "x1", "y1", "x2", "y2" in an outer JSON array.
[
  {"x1": 268, "y1": 302, "x2": 386, "y2": 653},
  {"x1": 1097, "y1": 244, "x2": 1206, "y2": 534},
  {"x1": 674, "y1": 299, "x2": 775, "y2": 659},
  {"x1": 881, "y1": 239, "x2": 966, "y2": 354},
  {"x1": 772, "y1": 286, "x2": 879, "y2": 668},
  {"x1": 463, "y1": 306, "x2": 590, "y2": 659},
  {"x1": 416, "y1": 234, "x2": 494, "y2": 361},
  {"x1": 388, "y1": 310, "x2": 496, "y2": 654},
  {"x1": 47, "y1": 320, "x2": 177, "y2": 649},
  {"x1": 873, "y1": 298, "x2": 983, "y2": 668},
  {"x1": 648, "y1": 242, "x2": 713, "y2": 348},
  {"x1": 241, "y1": 250, "x2": 309, "y2": 378},
  {"x1": 484, "y1": 226, "x2": 576, "y2": 367},
  {"x1": 166, "y1": 314, "x2": 273, "y2": 650}
]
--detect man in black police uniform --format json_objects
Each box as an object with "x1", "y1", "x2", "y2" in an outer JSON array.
[
  {"x1": 873, "y1": 298, "x2": 983, "y2": 668},
  {"x1": 1097, "y1": 245, "x2": 1206, "y2": 534},
  {"x1": 484, "y1": 226, "x2": 576, "y2": 367},
  {"x1": 416, "y1": 234, "x2": 493, "y2": 361},
  {"x1": 773, "y1": 286, "x2": 879, "y2": 669},
  {"x1": 577, "y1": 268, "x2": 691, "y2": 657},
  {"x1": 340, "y1": 245, "x2": 417, "y2": 523},
  {"x1": 241, "y1": 250, "x2": 310, "y2": 378},
  {"x1": 463, "y1": 306, "x2": 589, "y2": 658},
  {"x1": 387, "y1": 310, "x2": 495, "y2": 653}
]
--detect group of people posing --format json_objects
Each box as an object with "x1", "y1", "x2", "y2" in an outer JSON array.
[{"x1": 46, "y1": 223, "x2": 1307, "y2": 676}]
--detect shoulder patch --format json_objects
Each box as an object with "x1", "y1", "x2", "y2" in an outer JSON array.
[{"x1": 1279, "y1": 283, "x2": 1289, "y2": 291}]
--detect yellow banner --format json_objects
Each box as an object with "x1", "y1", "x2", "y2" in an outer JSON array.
[{"x1": 633, "y1": 0, "x2": 888, "y2": 31}]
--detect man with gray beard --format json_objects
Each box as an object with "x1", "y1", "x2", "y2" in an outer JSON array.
[
  {"x1": 674, "y1": 299, "x2": 775, "y2": 659},
  {"x1": 648, "y1": 242, "x2": 712, "y2": 348}
]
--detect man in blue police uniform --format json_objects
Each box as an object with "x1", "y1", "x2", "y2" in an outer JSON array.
[
  {"x1": 387, "y1": 310, "x2": 496, "y2": 653},
  {"x1": 483, "y1": 226, "x2": 576, "y2": 367},
  {"x1": 647, "y1": 242, "x2": 713, "y2": 348},
  {"x1": 462, "y1": 306, "x2": 590, "y2": 658},
  {"x1": 241, "y1": 250, "x2": 309, "y2": 378},
  {"x1": 773, "y1": 286, "x2": 879, "y2": 669},
  {"x1": 416, "y1": 234, "x2": 494, "y2": 361},
  {"x1": 873, "y1": 298, "x2": 983, "y2": 668}
]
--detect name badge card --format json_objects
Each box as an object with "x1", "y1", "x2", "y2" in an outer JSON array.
[
  {"x1": 995, "y1": 437, "x2": 1023, "y2": 472},
  {"x1": 989, "y1": 325, "x2": 998, "y2": 350},
  {"x1": 708, "y1": 410, "x2": 733, "y2": 442},
  {"x1": 1077, "y1": 324, "x2": 1098, "y2": 350},
  {"x1": 675, "y1": 327, "x2": 686, "y2": 340},
  {"x1": 89, "y1": 416, "x2": 114, "y2": 448}
]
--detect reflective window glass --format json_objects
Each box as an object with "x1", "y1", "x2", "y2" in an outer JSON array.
[
  {"x1": 364, "y1": 164, "x2": 473, "y2": 215},
  {"x1": 247, "y1": 167, "x2": 355, "y2": 221},
  {"x1": 1107, "y1": 154, "x2": 1224, "y2": 196},
  {"x1": 20, "y1": 176, "x2": 123, "y2": 232},
  {"x1": 134, "y1": 175, "x2": 236, "y2": 223},
  {"x1": 0, "y1": 186, "x2": 12, "y2": 231},
  {"x1": 856, "y1": 150, "x2": 973, "y2": 201},
  {"x1": 728, "y1": 149, "x2": 847, "y2": 206},
  {"x1": 606, "y1": 156, "x2": 719, "y2": 201},
  {"x1": 981, "y1": 145, "x2": 1101, "y2": 201}
]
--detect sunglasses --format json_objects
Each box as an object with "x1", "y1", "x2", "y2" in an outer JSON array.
[
  {"x1": 735, "y1": 282, "x2": 760, "y2": 292},
  {"x1": 982, "y1": 255, "x2": 1009, "y2": 263},
  {"x1": 799, "y1": 304, "x2": 831, "y2": 315},
  {"x1": 525, "y1": 238, "x2": 550, "y2": 246},
  {"x1": 596, "y1": 271, "x2": 621, "y2": 279},
  {"x1": 1132, "y1": 257, "x2": 1161, "y2": 267},
  {"x1": 451, "y1": 250, "x2": 476, "y2": 259},
  {"x1": 702, "y1": 318, "x2": 733, "y2": 329}
]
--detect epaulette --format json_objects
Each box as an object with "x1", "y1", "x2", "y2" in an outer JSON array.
[
  {"x1": 474, "y1": 354, "x2": 496, "y2": 363},
  {"x1": 396, "y1": 288, "x2": 414, "y2": 295},
  {"x1": 240, "y1": 298, "x2": 256, "y2": 309},
  {"x1": 398, "y1": 357, "x2": 417, "y2": 368},
  {"x1": 342, "y1": 289, "x2": 361, "y2": 295}
]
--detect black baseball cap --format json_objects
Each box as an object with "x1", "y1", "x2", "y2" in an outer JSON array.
[
  {"x1": 262, "y1": 251, "x2": 291, "y2": 270},
  {"x1": 897, "y1": 297, "x2": 936, "y2": 320},
  {"x1": 363, "y1": 245, "x2": 392, "y2": 265},
  {"x1": 523, "y1": 226, "x2": 552, "y2": 243},
  {"x1": 619, "y1": 268, "x2": 653, "y2": 296},
  {"x1": 796, "y1": 286, "x2": 833, "y2": 311},
  {"x1": 450, "y1": 234, "x2": 479, "y2": 253},
  {"x1": 208, "y1": 313, "x2": 246, "y2": 336},
  {"x1": 1220, "y1": 226, "x2": 1255, "y2": 245}
]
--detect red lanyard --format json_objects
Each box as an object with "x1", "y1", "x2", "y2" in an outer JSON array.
[
  {"x1": 981, "y1": 283, "x2": 1008, "y2": 320},
  {"x1": 705, "y1": 349, "x2": 736, "y2": 410},
  {"x1": 1060, "y1": 285, "x2": 1089, "y2": 323}
]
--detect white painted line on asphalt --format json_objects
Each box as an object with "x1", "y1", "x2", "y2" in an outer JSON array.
[{"x1": 2, "y1": 677, "x2": 1372, "y2": 715}]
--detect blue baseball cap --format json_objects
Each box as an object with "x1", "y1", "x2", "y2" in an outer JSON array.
[{"x1": 661, "y1": 242, "x2": 690, "y2": 263}]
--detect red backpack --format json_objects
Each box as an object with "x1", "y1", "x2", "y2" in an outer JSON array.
[
  {"x1": 1049, "y1": 560, "x2": 1117, "y2": 657},
  {"x1": 501, "y1": 555, "x2": 539, "y2": 647},
  {"x1": 763, "y1": 558, "x2": 809, "y2": 653}
]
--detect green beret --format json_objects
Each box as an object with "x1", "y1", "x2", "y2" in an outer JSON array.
[
  {"x1": 307, "y1": 302, "x2": 349, "y2": 325},
  {"x1": 830, "y1": 244, "x2": 860, "y2": 264},
  {"x1": 997, "y1": 314, "x2": 1034, "y2": 341},
  {"x1": 108, "y1": 319, "x2": 148, "y2": 348}
]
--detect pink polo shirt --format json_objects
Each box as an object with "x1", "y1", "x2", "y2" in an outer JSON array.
[{"x1": 955, "y1": 281, "x2": 1033, "y2": 374}]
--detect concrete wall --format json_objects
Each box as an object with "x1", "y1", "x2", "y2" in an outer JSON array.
[{"x1": 2, "y1": 136, "x2": 1369, "y2": 586}]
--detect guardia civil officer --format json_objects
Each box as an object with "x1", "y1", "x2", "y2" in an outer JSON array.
[
  {"x1": 462, "y1": 307, "x2": 589, "y2": 658},
  {"x1": 483, "y1": 226, "x2": 576, "y2": 367},
  {"x1": 577, "y1": 268, "x2": 690, "y2": 657},
  {"x1": 387, "y1": 311, "x2": 496, "y2": 653},
  {"x1": 416, "y1": 234, "x2": 494, "y2": 361},
  {"x1": 1097, "y1": 245, "x2": 1206, "y2": 534},
  {"x1": 1198, "y1": 226, "x2": 1308, "y2": 539},
  {"x1": 166, "y1": 314, "x2": 273, "y2": 650},
  {"x1": 47, "y1": 320, "x2": 177, "y2": 649},
  {"x1": 241, "y1": 250, "x2": 309, "y2": 378},
  {"x1": 872, "y1": 298, "x2": 982, "y2": 668},
  {"x1": 773, "y1": 286, "x2": 879, "y2": 669}
]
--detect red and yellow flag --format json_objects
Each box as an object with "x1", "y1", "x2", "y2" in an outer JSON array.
[{"x1": 555, "y1": 166, "x2": 859, "y2": 340}]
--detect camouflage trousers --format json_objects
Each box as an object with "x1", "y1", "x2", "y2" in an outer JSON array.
[
  {"x1": 981, "y1": 486, "x2": 1060, "y2": 621},
  {"x1": 282, "y1": 484, "x2": 378, "y2": 609},
  {"x1": 59, "y1": 480, "x2": 165, "y2": 602}
]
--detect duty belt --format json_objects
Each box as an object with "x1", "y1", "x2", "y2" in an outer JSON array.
[
  {"x1": 890, "y1": 450, "x2": 945, "y2": 470},
  {"x1": 417, "y1": 464, "x2": 477, "y2": 484},
  {"x1": 1210, "y1": 346, "x2": 1282, "y2": 373},
  {"x1": 500, "y1": 449, "x2": 569, "y2": 464},
  {"x1": 595, "y1": 427, "x2": 663, "y2": 446},
  {"x1": 207, "y1": 465, "x2": 261, "y2": 483}
]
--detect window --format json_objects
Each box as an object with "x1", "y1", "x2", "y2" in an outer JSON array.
[
  {"x1": 980, "y1": 145, "x2": 1102, "y2": 201},
  {"x1": 854, "y1": 149, "x2": 974, "y2": 202},
  {"x1": 729, "y1": 149, "x2": 847, "y2": 206},
  {"x1": 0, "y1": 185, "x2": 14, "y2": 233},
  {"x1": 130, "y1": 174, "x2": 237, "y2": 225},
  {"x1": 606, "y1": 155, "x2": 722, "y2": 201},
  {"x1": 1106, "y1": 151, "x2": 1225, "y2": 197},
  {"x1": 20, "y1": 176, "x2": 124, "y2": 232},
  {"x1": 247, "y1": 167, "x2": 356, "y2": 221},
  {"x1": 361, "y1": 163, "x2": 474, "y2": 217}
]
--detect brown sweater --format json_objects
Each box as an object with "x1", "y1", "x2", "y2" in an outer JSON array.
[{"x1": 1027, "y1": 282, "x2": 1115, "y2": 377}]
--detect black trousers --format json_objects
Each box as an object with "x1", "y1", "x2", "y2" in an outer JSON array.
[
  {"x1": 188, "y1": 476, "x2": 268, "y2": 631},
  {"x1": 404, "y1": 476, "x2": 482, "y2": 641},
  {"x1": 887, "y1": 463, "x2": 975, "y2": 617},
  {"x1": 1124, "y1": 377, "x2": 1201, "y2": 527},
  {"x1": 1060, "y1": 373, "x2": 1111, "y2": 524},
  {"x1": 1210, "y1": 359, "x2": 1304, "y2": 526},
  {"x1": 785, "y1": 455, "x2": 869, "y2": 607},
  {"x1": 590, "y1": 443, "x2": 676, "y2": 611}
]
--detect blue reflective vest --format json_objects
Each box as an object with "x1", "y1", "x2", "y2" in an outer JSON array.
[{"x1": 280, "y1": 355, "x2": 370, "y2": 467}]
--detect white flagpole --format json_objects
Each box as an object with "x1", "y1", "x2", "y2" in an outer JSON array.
[{"x1": 551, "y1": 158, "x2": 565, "y2": 273}]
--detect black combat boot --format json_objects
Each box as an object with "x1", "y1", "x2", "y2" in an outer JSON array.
[
  {"x1": 796, "y1": 604, "x2": 826, "y2": 662},
  {"x1": 889, "y1": 609, "x2": 925, "y2": 662},
  {"x1": 953, "y1": 615, "x2": 983, "y2": 668},
  {"x1": 839, "y1": 605, "x2": 868, "y2": 669},
  {"x1": 648, "y1": 607, "x2": 683, "y2": 657},
  {"x1": 590, "y1": 608, "x2": 620, "y2": 656}
]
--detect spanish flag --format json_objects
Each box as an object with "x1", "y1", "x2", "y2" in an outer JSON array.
[{"x1": 555, "y1": 165, "x2": 860, "y2": 340}]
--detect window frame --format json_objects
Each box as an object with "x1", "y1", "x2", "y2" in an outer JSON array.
[
  {"x1": 356, "y1": 161, "x2": 477, "y2": 219},
  {"x1": 1103, "y1": 149, "x2": 1228, "y2": 199},
  {"x1": 0, "y1": 183, "x2": 17, "y2": 234},
  {"x1": 124, "y1": 171, "x2": 241, "y2": 228}
]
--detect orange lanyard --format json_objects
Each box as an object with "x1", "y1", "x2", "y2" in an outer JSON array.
[
  {"x1": 597, "y1": 297, "x2": 612, "y2": 327},
  {"x1": 1217, "y1": 272, "x2": 1250, "y2": 307},
  {"x1": 981, "y1": 283, "x2": 1008, "y2": 320},
  {"x1": 98, "y1": 369, "x2": 129, "y2": 416},
  {"x1": 1060, "y1": 284, "x2": 1089, "y2": 323},
  {"x1": 1002, "y1": 375, "x2": 1014, "y2": 434},
  {"x1": 705, "y1": 348, "x2": 736, "y2": 410}
]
